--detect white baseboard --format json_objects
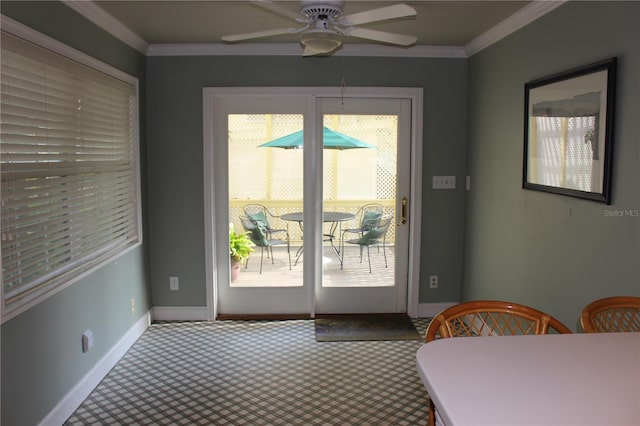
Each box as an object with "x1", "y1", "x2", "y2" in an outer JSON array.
[
  {"x1": 152, "y1": 305, "x2": 449, "y2": 321},
  {"x1": 417, "y1": 302, "x2": 457, "y2": 318},
  {"x1": 152, "y1": 305, "x2": 210, "y2": 321},
  {"x1": 40, "y1": 311, "x2": 151, "y2": 426}
]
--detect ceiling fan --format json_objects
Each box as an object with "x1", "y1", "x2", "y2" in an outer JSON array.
[{"x1": 221, "y1": 0, "x2": 418, "y2": 57}]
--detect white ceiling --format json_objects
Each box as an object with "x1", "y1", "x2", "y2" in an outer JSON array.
[{"x1": 66, "y1": 0, "x2": 566, "y2": 57}]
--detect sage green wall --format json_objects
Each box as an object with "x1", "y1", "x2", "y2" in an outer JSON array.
[
  {"x1": 463, "y1": 1, "x2": 640, "y2": 330},
  {"x1": 1, "y1": 2, "x2": 150, "y2": 425},
  {"x1": 146, "y1": 56, "x2": 468, "y2": 307},
  {"x1": 6, "y1": 0, "x2": 637, "y2": 423}
]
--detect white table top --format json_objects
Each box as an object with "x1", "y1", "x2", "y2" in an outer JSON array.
[{"x1": 416, "y1": 332, "x2": 640, "y2": 426}]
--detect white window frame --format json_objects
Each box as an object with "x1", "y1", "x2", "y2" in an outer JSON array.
[{"x1": 0, "y1": 16, "x2": 142, "y2": 323}]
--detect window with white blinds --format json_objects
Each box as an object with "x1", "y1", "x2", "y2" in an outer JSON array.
[{"x1": 1, "y1": 31, "x2": 141, "y2": 320}]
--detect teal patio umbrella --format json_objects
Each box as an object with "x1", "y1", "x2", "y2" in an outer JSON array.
[{"x1": 258, "y1": 127, "x2": 376, "y2": 150}]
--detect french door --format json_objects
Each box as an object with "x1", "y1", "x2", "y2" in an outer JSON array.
[
  {"x1": 203, "y1": 88, "x2": 421, "y2": 318},
  {"x1": 315, "y1": 97, "x2": 411, "y2": 314}
]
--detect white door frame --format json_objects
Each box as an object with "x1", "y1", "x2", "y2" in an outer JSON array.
[{"x1": 203, "y1": 87, "x2": 423, "y2": 320}]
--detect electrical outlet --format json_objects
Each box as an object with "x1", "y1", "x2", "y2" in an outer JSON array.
[
  {"x1": 429, "y1": 275, "x2": 438, "y2": 288},
  {"x1": 130, "y1": 298, "x2": 135, "y2": 315},
  {"x1": 169, "y1": 276, "x2": 179, "y2": 291}
]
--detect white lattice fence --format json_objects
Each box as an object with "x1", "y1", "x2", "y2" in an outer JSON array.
[{"x1": 228, "y1": 113, "x2": 398, "y2": 244}]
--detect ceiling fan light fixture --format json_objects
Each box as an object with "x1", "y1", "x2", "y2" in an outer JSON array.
[{"x1": 300, "y1": 30, "x2": 342, "y2": 54}]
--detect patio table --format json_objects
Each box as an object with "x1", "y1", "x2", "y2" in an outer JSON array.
[{"x1": 281, "y1": 211, "x2": 355, "y2": 264}]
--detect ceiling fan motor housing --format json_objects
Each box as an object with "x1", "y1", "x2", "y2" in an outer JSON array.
[{"x1": 300, "y1": 0, "x2": 344, "y2": 19}]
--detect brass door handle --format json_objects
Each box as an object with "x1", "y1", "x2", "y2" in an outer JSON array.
[{"x1": 397, "y1": 197, "x2": 408, "y2": 226}]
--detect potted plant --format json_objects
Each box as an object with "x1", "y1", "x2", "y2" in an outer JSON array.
[{"x1": 229, "y1": 223, "x2": 254, "y2": 282}]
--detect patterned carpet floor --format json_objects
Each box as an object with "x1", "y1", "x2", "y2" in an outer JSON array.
[{"x1": 66, "y1": 318, "x2": 431, "y2": 425}]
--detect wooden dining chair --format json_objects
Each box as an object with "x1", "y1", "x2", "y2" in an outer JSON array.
[
  {"x1": 580, "y1": 296, "x2": 640, "y2": 333},
  {"x1": 423, "y1": 300, "x2": 572, "y2": 426}
]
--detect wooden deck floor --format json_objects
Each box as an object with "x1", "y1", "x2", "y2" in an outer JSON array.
[{"x1": 231, "y1": 245, "x2": 395, "y2": 288}]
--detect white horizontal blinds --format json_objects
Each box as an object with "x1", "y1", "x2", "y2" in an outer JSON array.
[{"x1": 1, "y1": 32, "x2": 140, "y2": 309}]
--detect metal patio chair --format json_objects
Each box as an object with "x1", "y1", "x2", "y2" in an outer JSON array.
[
  {"x1": 239, "y1": 215, "x2": 291, "y2": 274},
  {"x1": 243, "y1": 204, "x2": 289, "y2": 246},
  {"x1": 340, "y1": 203, "x2": 384, "y2": 243},
  {"x1": 341, "y1": 214, "x2": 392, "y2": 273}
]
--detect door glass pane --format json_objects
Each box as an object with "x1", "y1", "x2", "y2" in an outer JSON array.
[
  {"x1": 228, "y1": 114, "x2": 303, "y2": 287},
  {"x1": 322, "y1": 114, "x2": 397, "y2": 287}
]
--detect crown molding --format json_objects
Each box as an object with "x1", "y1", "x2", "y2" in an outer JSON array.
[
  {"x1": 63, "y1": 0, "x2": 149, "y2": 54},
  {"x1": 465, "y1": 0, "x2": 568, "y2": 57},
  {"x1": 147, "y1": 42, "x2": 466, "y2": 58},
  {"x1": 63, "y1": 0, "x2": 566, "y2": 59}
]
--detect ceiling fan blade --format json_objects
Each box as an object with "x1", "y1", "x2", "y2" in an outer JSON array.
[
  {"x1": 345, "y1": 27, "x2": 417, "y2": 46},
  {"x1": 222, "y1": 27, "x2": 300, "y2": 42},
  {"x1": 252, "y1": 0, "x2": 307, "y2": 23},
  {"x1": 339, "y1": 3, "x2": 416, "y2": 26}
]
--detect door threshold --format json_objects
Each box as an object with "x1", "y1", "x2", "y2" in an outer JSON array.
[
  {"x1": 217, "y1": 314, "x2": 312, "y2": 321},
  {"x1": 315, "y1": 313, "x2": 409, "y2": 319}
]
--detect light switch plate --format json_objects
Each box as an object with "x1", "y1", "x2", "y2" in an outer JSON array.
[{"x1": 433, "y1": 176, "x2": 456, "y2": 189}]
